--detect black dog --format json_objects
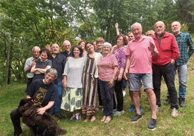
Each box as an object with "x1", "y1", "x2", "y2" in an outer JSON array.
[{"x1": 18, "y1": 98, "x2": 67, "y2": 136}]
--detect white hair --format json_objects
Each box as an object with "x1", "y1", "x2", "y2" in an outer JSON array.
[
  {"x1": 171, "y1": 21, "x2": 181, "y2": 26},
  {"x1": 51, "y1": 44, "x2": 59, "y2": 48},
  {"x1": 63, "y1": 40, "x2": 71, "y2": 45},
  {"x1": 102, "y1": 42, "x2": 112, "y2": 50},
  {"x1": 155, "y1": 21, "x2": 165, "y2": 27},
  {"x1": 131, "y1": 22, "x2": 142, "y2": 30},
  {"x1": 45, "y1": 68, "x2": 58, "y2": 79},
  {"x1": 32, "y1": 46, "x2": 40, "y2": 52}
]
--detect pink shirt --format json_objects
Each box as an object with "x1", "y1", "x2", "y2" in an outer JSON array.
[
  {"x1": 125, "y1": 37, "x2": 157, "y2": 74},
  {"x1": 98, "y1": 54, "x2": 118, "y2": 82}
]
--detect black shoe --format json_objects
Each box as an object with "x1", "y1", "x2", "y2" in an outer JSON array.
[
  {"x1": 55, "y1": 115, "x2": 63, "y2": 119},
  {"x1": 14, "y1": 131, "x2": 22, "y2": 136},
  {"x1": 131, "y1": 114, "x2": 142, "y2": 123},
  {"x1": 31, "y1": 132, "x2": 36, "y2": 136},
  {"x1": 147, "y1": 118, "x2": 157, "y2": 130},
  {"x1": 164, "y1": 98, "x2": 171, "y2": 105},
  {"x1": 179, "y1": 98, "x2": 185, "y2": 107},
  {"x1": 14, "y1": 133, "x2": 21, "y2": 136}
]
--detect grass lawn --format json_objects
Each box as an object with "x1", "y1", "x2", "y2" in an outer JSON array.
[{"x1": 1, "y1": 58, "x2": 194, "y2": 136}]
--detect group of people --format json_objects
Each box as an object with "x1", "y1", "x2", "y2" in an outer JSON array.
[{"x1": 10, "y1": 20, "x2": 193, "y2": 135}]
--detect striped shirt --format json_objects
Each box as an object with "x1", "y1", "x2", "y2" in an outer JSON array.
[{"x1": 175, "y1": 32, "x2": 194, "y2": 66}]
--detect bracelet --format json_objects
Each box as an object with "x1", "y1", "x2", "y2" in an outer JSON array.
[{"x1": 119, "y1": 73, "x2": 123, "y2": 76}]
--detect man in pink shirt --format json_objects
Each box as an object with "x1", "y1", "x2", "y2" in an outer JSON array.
[{"x1": 124, "y1": 22, "x2": 158, "y2": 130}]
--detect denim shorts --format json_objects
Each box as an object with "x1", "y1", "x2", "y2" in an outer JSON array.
[{"x1": 129, "y1": 73, "x2": 153, "y2": 91}]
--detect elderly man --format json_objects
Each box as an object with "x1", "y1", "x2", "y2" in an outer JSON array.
[
  {"x1": 49, "y1": 44, "x2": 66, "y2": 119},
  {"x1": 24, "y1": 46, "x2": 40, "y2": 87},
  {"x1": 163, "y1": 21, "x2": 194, "y2": 107},
  {"x1": 10, "y1": 68, "x2": 58, "y2": 136},
  {"x1": 124, "y1": 22, "x2": 158, "y2": 130},
  {"x1": 152, "y1": 21, "x2": 180, "y2": 117},
  {"x1": 60, "y1": 40, "x2": 73, "y2": 58}
]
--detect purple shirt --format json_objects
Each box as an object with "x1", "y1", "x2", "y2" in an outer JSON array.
[{"x1": 113, "y1": 46, "x2": 126, "y2": 76}]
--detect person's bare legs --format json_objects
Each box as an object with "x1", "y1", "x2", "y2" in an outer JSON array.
[
  {"x1": 146, "y1": 88, "x2": 157, "y2": 119},
  {"x1": 130, "y1": 90, "x2": 141, "y2": 103},
  {"x1": 132, "y1": 91, "x2": 141, "y2": 115}
]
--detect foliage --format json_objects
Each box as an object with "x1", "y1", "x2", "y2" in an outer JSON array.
[
  {"x1": 0, "y1": 0, "x2": 77, "y2": 84},
  {"x1": 174, "y1": 0, "x2": 194, "y2": 32},
  {"x1": 0, "y1": 0, "x2": 194, "y2": 83}
]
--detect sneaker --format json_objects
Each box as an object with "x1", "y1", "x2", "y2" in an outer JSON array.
[
  {"x1": 164, "y1": 98, "x2": 171, "y2": 105},
  {"x1": 69, "y1": 114, "x2": 76, "y2": 121},
  {"x1": 131, "y1": 114, "x2": 142, "y2": 123},
  {"x1": 179, "y1": 98, "x2": 185, "y2": 107},
  {"x1": 156, "y1": 105, "x2": 161, "y2": 112},
  {"x1": 75, "y1": 114, "x2": 81, "y2": 121},
  {"x1": 123, "y1": 91, "x2": 126, "y2": 97},
  {"x1": 139, "y1": 106, "x2": 143, "y2": 114},
  {"x1": 128, "y1": 105, "x2": 143, "y2": 113},
  {"x1": 147, "y1": 118, "x2": 157, "y2": 130},
  {"x1": 128, "y1": 104, "x2": 135, "y2": 112},
  {"x1": 113, "y1": 108, "x2": 117, "y2": 113},
  {"x1": 171, "y1": 108, "x2": 178, "y2": 118},
  {"x1": 113, "y1": 110, "x2": 124, "y2": 116}
]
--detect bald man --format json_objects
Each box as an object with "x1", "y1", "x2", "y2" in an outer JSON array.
[
  {"x1": 49, "y1": 44, "x2": 66, "y2": 119},
  {"x1": 152, "y1": 21, "x2": 180, "y2": 118},
  {"x1": 164, "y1": 21, "x2": 194, "y2": 107}
]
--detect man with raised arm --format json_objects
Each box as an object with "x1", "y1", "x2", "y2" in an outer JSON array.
[{"x1": 124, "y1": 22, "x2": 158, "y2": 130}]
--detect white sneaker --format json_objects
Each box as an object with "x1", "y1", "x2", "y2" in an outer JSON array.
[
  {"x1": 171, "y1": 108, "x2": 178, "y2": 118},
  {"x1": 156, "y1": 105, "x2": 161, "y2": 112},
  {"x1": 113, "y1": 110, "x2": 124, "y2": 116},
  {"x1": 123, "y1": 91, "x2": 126, "y2": 97}
]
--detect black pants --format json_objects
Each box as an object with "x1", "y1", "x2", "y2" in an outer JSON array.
[
  {"x1": 113, "y1": 79, "x2": 123, "y2": 111},
  {"x1": 98, "y1": 79, "x2": 114, "y2": 116},
  {"x1": 97, "y1": 80, "x2": 103, "y2": 106},
  {"x1": 27, "y1": 78, "x2": 33, "y2": 88},
  {"x1": 152, "y1": 62, "x2": 178, "y2": 109},
  {"x1": 10, "y1": 108, "x2": 22, "y2": 136}
]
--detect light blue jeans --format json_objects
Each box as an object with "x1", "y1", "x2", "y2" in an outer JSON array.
[
  {"x1": 167, "y1": 63, "x2": 188, "y2": 99},
  {"x1": 177, "y1": 63, "x2": 188, "y2": 99}
]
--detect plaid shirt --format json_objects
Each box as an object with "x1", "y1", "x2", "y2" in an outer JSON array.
[{"x1": 175, "y1": 32, "x2": 194, "y2": 66}]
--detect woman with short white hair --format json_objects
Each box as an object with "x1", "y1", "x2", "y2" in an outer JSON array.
[{"x1": 98, "y1": 42, "x2": 118, "y2": 123}]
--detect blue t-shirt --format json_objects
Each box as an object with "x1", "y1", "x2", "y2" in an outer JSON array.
[{"x1": 25, "y1": 79, "x2": 57, "y2": 107}]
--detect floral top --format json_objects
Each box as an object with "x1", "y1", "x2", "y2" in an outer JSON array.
[{"x1": 113, "y1": 46, "x2": 126, "y2": 76}]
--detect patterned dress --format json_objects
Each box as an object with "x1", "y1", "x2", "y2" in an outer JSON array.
[
  {"x1": 60, "y1": 57, "x2": 84, "y2": 112},
  {"x1": 82, "y1": 55, "x2": 98, "y2": 116},
  {"x1": 61, "y1": 87, "x2": 83, "y2": 112}
]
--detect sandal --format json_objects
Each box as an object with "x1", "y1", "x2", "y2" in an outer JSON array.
[
  {"x1": 90, "y1": 116, "x2": 96, "y2": 122},
  {"x1": 84, "y1": 116, "x2": 89, "y2": 122},
  {"x1": 104, "y1": 116, "x2": 112, "y2": 123},
  {"x1": 101, "y1": 116, "x2": 106, "y2": 122},
  {"x1": 69, "y1": 114, "x2": 76, "y2": 121}
]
